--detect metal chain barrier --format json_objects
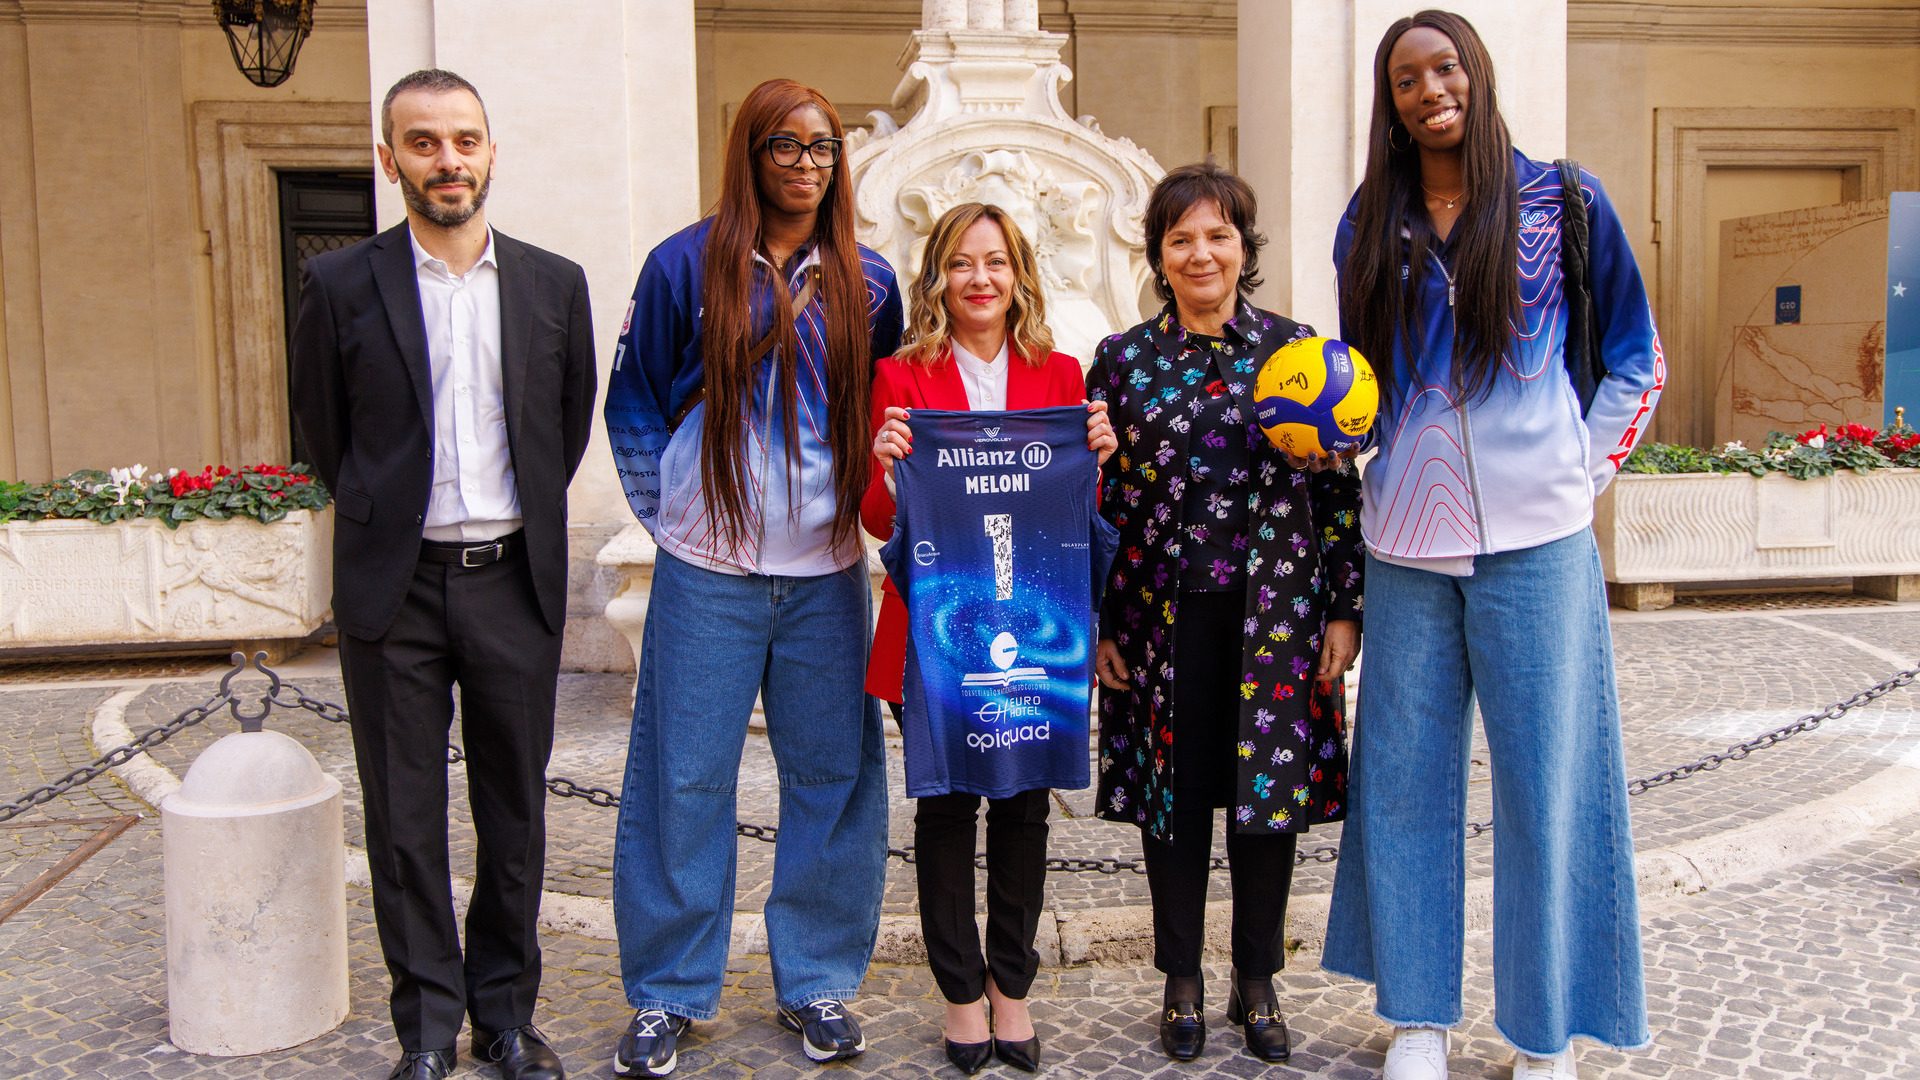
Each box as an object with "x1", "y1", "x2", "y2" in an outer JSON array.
[{"x1": 6, "y1": 655, "x2": 1916, "y2": 872}]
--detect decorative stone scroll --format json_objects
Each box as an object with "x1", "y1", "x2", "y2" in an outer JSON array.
[
  {"x1": 0, "y1": 510, "x2": 332, "y2": 650},
  {"x1": 848, "y1": 13, "x2": 1164, "y2": 364}
]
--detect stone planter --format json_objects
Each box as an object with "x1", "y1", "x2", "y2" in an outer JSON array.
[
  {"x1": 1595, "y1": 471, "x2": 1920, "y2": 609},
  {"x1": 0, "y1": 509, "x2": 332, "y2": 655}
]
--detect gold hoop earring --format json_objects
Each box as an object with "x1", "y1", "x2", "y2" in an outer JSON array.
[{"x1": 1389, "y1": 124, "x2": 1412, "y2": 152}]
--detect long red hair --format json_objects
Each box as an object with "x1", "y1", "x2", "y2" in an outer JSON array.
[{"x1": 701, "y1": 79, "x2": 870, "y2": 549}]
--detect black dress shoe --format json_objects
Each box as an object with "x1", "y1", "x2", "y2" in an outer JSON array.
[
  {"x1": 1225, "y1": 972, "x2": 1292, "y2": 1062},
  {"x1": 1159, "y1": 1001, "x2": 1206, "y2": 1060},
  {"x1": 944, "y1": 1036, "x2": 993, "y2": 1074},
  {"x1": 994, "y1": 1033, "x2": 1042, "y2": 1073},
  {"x1": 388, "y1": 1049, "x2": 455, "y2": 1080},
  {"x1": 472, "y1": 1024, "x2": 566, "y2": 1080}
]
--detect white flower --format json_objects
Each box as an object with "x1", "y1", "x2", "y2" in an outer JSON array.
[
  {"x1": 1720, "y1": 440, "x2": 1746, "y2": 453},
  {"x1": 1807, "y1": 435, "x2": 1825, "y2": 449}
]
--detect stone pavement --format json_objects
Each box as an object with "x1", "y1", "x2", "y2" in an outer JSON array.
[{"x1": 1, "y1": 591, "x2": 1918, "y2": 1076}]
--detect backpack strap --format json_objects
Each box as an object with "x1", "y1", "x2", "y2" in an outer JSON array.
[
  {"x1": 668, "y1": 265, "x2": 820, "y2": 434},
  {"x1": 1556, "y1": 159, "x2": 1607, "y2": 417}
]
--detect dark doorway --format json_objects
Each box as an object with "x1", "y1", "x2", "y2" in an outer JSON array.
[{"x1": 278, "y1": 170, "x2": 376, "y2": 465}]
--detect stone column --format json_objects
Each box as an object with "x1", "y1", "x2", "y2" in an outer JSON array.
[
  {"x1": 925, "y1": 0, "x2": 967, "y2": 29},
  {"x1": 366, "y1": 0, "x2": 700, "y2": 669},
  {"x1": 164, "y1": 730, "x2": 346, "y2": 1055},
  {"x1": 967, "y1": 0, "x2": 1005, "y2": 31},
  {"x1": 1238, "y1": 0, "x2": 1567, "y2": 331}
]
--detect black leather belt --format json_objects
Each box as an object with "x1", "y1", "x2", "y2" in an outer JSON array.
[{"x1": 419, "y1": 531, "x2": 521, "y2": 567}]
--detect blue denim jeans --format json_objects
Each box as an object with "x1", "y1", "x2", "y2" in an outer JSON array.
[
  {"x1": 612, "y1": 550, "x2": 888, "y2": 1020},
  {"x1": 1322, "y1": 531, "x2": 1648, "y2": 1055}
]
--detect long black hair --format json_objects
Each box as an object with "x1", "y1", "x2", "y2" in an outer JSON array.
[{"x1": 1339, "y1": 9, "x2": 1519, "y2": 405}]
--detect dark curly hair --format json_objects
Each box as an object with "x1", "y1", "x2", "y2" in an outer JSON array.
[{"x1": 1142, "y1": 162, "x2": 1266, "y2": 304}]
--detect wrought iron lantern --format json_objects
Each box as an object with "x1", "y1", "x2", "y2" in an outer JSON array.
[{"x1": 212, "y1": 0, "x2": 317, "y2": 88}]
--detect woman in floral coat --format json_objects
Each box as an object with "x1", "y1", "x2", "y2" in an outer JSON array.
[{"x1": 1088, "y1": 163, "x2": 1364, "y2": 1065}]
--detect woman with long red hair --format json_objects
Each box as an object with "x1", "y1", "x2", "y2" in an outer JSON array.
[{"x1": 603, "y1": 78, "x2": 903, "y2": 1077}]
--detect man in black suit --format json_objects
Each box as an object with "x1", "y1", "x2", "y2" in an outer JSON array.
[{"x1": 291, "y1": 69, "x2": 595, "y2": 1080}]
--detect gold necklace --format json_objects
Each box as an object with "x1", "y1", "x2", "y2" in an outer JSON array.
[{"x1": 1421, "y1": 184, "x2": 1467, "y2": 209}]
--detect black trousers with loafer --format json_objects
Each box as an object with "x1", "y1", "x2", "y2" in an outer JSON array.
[
  {"x1": 338, "y1": 535, "x2": 561, "y2": 1052},
  {"x1": 914, "y1": 787, "x2": 1053, "y2": 1004},
  {"x1": 1142, "y1": 590, "x2": 1299, "y2": 980}
]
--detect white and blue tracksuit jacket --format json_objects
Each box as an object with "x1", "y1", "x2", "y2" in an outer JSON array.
[
  {"x1": 603, "y1": 218, "x2": 904, "y2": 575},
  {"x1": 1333, "y1": 150, "x2": 1665, "y2": 563}
]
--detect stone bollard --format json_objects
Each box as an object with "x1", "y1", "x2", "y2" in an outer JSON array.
[{"x1": 162, "y1": 729, "x2": 348, "y2": 1056}]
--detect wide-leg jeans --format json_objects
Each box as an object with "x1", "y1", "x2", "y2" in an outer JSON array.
[
  {"x1": 612, "y1": 549, "x2": 889, "y2": 1020},
  {"x1": 1322, "y1": 530, "x2": 1648, "y2": 1055}
]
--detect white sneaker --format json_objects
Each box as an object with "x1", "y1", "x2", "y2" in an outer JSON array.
[
  {"x1": 1512, "y1": 1048, "x2": 1578, "y2": 1079},
  {"x1": 1383, "y1": 1027, "x2": 1449, "y2": 1080}
]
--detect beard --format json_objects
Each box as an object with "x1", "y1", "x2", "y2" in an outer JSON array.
[{"x1": 398, "y1": 168, "x2": 491, "y2": 228}]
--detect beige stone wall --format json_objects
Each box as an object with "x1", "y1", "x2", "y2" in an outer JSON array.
[
  {"x1": 6, "y1": 0, "x2": 1918, "y2": 478},
  {"x1": 1567, "y1": 0, "x2": 1920, "y2": 444},
  {"x1": 694, "y1": 3, "x2": 1235, "y2": 211},
  {"x1": 0, "y1": 4, "x2": 370, "y2": 482}
]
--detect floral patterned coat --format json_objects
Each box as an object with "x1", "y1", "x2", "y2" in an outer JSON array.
[{"x1": 1086, "y1": 302, "x2": 1364, "y2": 843}]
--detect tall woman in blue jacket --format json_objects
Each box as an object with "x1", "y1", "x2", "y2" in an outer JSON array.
[{"x1": 1320, "y1": 11, "x2": 1663, "y2": 1080}]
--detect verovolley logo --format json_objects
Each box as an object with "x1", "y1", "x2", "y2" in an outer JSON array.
[{"x1": 974, "y1": 425, "x2": 1011, "y2": 444}]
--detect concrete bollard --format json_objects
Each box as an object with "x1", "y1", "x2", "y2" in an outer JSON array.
[{"x1": 162, "y1": 729, "x2": 348, "y2": 1056}]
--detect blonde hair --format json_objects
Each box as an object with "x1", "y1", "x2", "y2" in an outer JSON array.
[{"x1": 896, "y1": 202, "x2": 1054, "y2": 367}]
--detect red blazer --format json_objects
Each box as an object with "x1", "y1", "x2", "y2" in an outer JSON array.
[{"x1": 863, "y1": 347, "x2": 1088, "y2": 703}]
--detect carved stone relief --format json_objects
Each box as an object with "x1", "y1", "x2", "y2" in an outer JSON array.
[{"x1": 0, "y1": 512, "x2": 332, "y2": 648}]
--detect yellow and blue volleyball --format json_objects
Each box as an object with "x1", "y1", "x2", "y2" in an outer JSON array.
[{"x1": 1253, "y1": 336, "x2": 1379, "y2": 458}]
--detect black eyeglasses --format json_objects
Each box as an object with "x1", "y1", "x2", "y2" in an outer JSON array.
[{"x1": 763, "y1": 135, "x2": 843, "y2": 169}]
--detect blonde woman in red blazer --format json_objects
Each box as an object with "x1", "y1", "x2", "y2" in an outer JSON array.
[{"x1": 863, "y1": 202, "x2": 1114, "y2": 1075}]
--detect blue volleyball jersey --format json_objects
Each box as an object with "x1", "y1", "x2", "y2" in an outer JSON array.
[{"x1": 881, "y1": 407, "x2": 1119, "y2": 799}]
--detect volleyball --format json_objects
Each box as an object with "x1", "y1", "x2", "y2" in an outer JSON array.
[{"x1": 1252, "y1": 336, "x2": 1379, "y2": 458}]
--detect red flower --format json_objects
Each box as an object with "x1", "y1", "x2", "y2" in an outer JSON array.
[
  {"x1": 1796, "y1": 424, "x2": 1829, "y2": 446},
  {"x1": 1836, "y1": 423, "x2": 1879, "y2": 446}
]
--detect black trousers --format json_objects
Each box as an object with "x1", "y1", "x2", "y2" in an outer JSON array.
[
  {"x1": 1142, "y1": 590, "x2": 1299, "y2": 980},
  {"x1": 338, "y1": 551, "x2": 561, "y2": 1052},
  {"x1": 914, "y1": 788, "x2": 1052, "y2": 1004}
]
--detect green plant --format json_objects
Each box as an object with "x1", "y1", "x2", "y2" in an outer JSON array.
[
  {"x1": 1620, "y1": 422, "x2": 1918, "y2": 481},
  {"x1": 0, "y1": 463, "x2": 330, "y2": 527}
]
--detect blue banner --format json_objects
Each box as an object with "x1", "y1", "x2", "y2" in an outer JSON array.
[{"x1": 1888, "y1": 193, "x2": 1920, "y2": 429}]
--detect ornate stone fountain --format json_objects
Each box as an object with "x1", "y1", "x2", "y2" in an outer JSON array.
[{"x1": 846, "y1": 0, "x2": 1165, "y2": 364}]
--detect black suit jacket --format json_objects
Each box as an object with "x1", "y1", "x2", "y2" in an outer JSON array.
[{"x1": 290, "y1": 222, "x2": 597, "y2": 641}]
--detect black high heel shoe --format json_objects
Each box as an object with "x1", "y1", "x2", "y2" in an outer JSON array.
[
  {"x1": 944, "y1": 1037, "x2": 993, "y2": 1075},
  {"x1": 986, "y1": 980, "x2": 1041, "y2": 1073},
  {"x1": 993, "y1": 1032, "x2": 1041, "y2": 1073},
  {"x1": 943, "y1": 998, "x2": 993, "y2": 1075},
  {"x1": 1158, "y1": 976, "x2": 1206, "y2": 1061},
  {"x1": 1224, "y1": 969, "x2": 1291, "y2": 1062}
]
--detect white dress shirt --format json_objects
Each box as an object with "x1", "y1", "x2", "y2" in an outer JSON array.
[
  {"x1": 411, "y1": 227, "x2": 522, "y2": 541},
  {"x1": 951, "y1": 338, "x2": 1010, "y2": 410}
]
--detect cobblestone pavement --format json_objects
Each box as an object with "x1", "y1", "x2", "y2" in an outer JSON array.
[{"x1": 1, "y1": 599, "x2": 1917, "y2": 1076}]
